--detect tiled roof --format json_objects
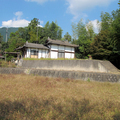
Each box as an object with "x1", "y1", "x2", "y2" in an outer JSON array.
[
  {"x1": 16, "y1": 38, "x2": 79, "y2": 51},
  {"x1": 46, "y1": 38, "x2": 79, "y2": 47},
  {"x1": 25, "y1": 42, "x2": 49, "y2": 49},
  {"x1": 16, "y1": 42, "x2": 49, "y2": 50}
]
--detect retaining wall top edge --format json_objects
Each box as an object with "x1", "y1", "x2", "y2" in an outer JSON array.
[{"x1": 0, "y1": 67, "x2": 119, "y2": 76}]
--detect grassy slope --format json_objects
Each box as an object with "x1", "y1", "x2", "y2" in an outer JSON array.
[{"x1": 0, "y1": 74, "x2": 120, "y2": 120}]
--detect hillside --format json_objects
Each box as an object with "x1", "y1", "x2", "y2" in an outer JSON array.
[{"x1": 0, "y1": 27, "x2": 18, "y2": 42}]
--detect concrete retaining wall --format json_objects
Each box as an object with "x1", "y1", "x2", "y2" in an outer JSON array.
[
  {"x1": 21, "y1": 60, "x2": 119, "y2": 73},
  {"x1": 0, "y1": 68, "x2": 120, "y2": 83},
  {"x1": 0, "y1": 68, "x2": 24, "y2": 74}
]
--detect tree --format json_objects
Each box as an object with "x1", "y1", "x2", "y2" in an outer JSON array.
[
  {"x1": 71, "y1": 22, "x2": 78, "y2": 40},
  {"x1": 111, "y1": 9, "x2": 120, "y2": 53},
  {"x1": 28, "y1": 18, "x2": 40, "y2": 30},
  {"x1": 72, "y1": 19, "x2": 95, "y2": 59},
  {"x1": 100, "y1": 12, "x2": 113, "y2": 31},
  {"x1": 0, "y1": 33, "x2": 3, "y2": 53},
  {"x1": 90, "y1": 2, "x2": 120, "y2": 68},
  {"x1": 7, "y1": 31, "x2": 25, "y2": 52},
  {"x1": 0, "y1": 33, "x2": 3, "y2": 43},
  {"x1": 28, "y1": 18, "x2": 40, "y2": 43},
  {"x1": 48, "y1": 21, "x2": 62, "y2": 40},
  {"x1": 90, "y1": 30, "x2": 113, "y2": 59},
  {"x1": 0, "y1": 34, "x2": 8, "y2": 56},
  {"x1": 64, "y1": 32, "x2": 71, "y2": 42},
  {"x1": 86, "y1": 21, "x2": 95, "y2": 41},
  {"x1": 3, "y1": 18, "x2": 63, "y2": 61}
]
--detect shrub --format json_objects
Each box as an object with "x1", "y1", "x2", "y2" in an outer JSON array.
[{"x1": 0, "y1": 60, "x2": 16, "y2": 68}]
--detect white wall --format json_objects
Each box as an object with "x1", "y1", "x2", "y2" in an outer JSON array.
[
  {"x1": 26, "y1": 48, "x2": 30, "y2": 58},
  {"x1": 71, "y1": 53, "x2": 74, "y2": 58},
  {"x1": 38, "y1": 50, "x2": 41, "y2": 58},
  {"x1": 25, "y1": 46, "x2": 75, "y2": 59},
  {"x1": 50, "y1": 45, "x2": 75, "y2": 59},
  {"x1": 65, "y1": 53, "x2": 74, "y2": 59},
  {"x1": 65, "y1": 53, "x2": 71, "y2": 59},
  {"x1": 41, "y1": 50, "x2": 46, "y2": 58},
  {"x1": 38, "y1": 49, "x2": 48, "y2": 58},
  {"x1": 24, "y1": 48, "x2": 48, "y2": 59},
  {"x1": 51, "y1": 51, "x2": 58, "y2": 59}
]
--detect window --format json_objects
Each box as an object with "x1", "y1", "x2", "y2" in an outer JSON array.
[
  {"x1": 58, "y1": 51, "x2": 64, "y2": 58},
  {"x1": 30, "y1": 49, "x2": 38, "y2": 58},
  {"x1": 31, "y1": 50, "x2": 38, "y2": 55}
]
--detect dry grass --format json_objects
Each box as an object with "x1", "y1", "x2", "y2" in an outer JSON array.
[
  {"x1": 0, "y1": 74, "x2": 120, "y2": 120},
  {"x1": 0, "y1": 61, "x2": 16, "y2": 68}
]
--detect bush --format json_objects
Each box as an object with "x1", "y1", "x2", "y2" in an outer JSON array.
[{"x1": 0, "y1": 60, "x2": 16, "y2": 68}]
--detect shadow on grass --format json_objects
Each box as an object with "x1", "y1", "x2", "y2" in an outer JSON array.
[
  {"x1": 113, "y1": 110, "x2": 120, "y2": 120},
  {"x1": 0, "y1": 100, "x2": 26, "y2": 119},
  {"x1": 0, "y1": 97, "x2": 119, "y2": 120}
]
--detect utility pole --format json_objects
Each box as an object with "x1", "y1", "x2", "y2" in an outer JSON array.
[
  {"x1": 6, "y1": 27, "x2": 8, "y2": 42},
  {"x1": 37, "y1": 19, "x2": 40, "y2": 43},
  {"x1": 37, "y1": 23, "x2": 38, "y2": 42},
  {"x1": 5, "y1": 27, "x2": 8, "y2": 61},
  {"x1": 5, "y1": 51, "x2": 6, "y2": 62}
]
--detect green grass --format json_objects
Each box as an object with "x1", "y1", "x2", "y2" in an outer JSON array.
[
  {"x1": 23, "y1": 58, "x2": 78, "y2": 60},
  {"x1": 0, "y1": 74, "x2": 120, "y2": 120}
]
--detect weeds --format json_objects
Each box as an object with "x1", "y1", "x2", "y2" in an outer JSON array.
[
  {"x1": 0, "y1": 60, "x2": 16, "y2": 68},
  {"x1": 0, "y1": 74, "x2": 120, "y2": 119},
  {"x1": 87, "y1": 78, "x2": 90, "y2": 82}
]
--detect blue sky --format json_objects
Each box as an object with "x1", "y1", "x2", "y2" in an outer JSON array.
[{"x1": 0, "y1": 0, "x2": 119, "y2": 37}]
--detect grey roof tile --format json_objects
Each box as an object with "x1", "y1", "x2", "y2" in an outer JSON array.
[
  {"x1": 46, "y1": 38, "x2": 79, "y2": 47},
  {"x1": 25, "y1": 43, "x2": 49, "y2": 49}
]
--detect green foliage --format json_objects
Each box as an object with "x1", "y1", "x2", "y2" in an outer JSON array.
[
  {"x1": 0, "y1": 33, "x2": 3, "y2": 43},
  {"x1": 44, "y1": 21, "x2": 62, "y2": 40},
  {"x1": 1, "y1": 0, "x2": 120, "y2": 69},
  {"x1": 90, "y1": 30, "x2": 113, "y2": 60},
  {"x1": 87, "y1": 78, "x2": 90, "y2": 82},
  {"x1": 63, "y1": 32, "x2": 71, "y2": 42},
  {"x1": 100, "y1": 12, "x2": 113, "y2": 31},
  {"x1": 71, "y1": 0, "x2": 120, "y2": 69},
  {"x1": 0, "y1": 33, "x2": 3, "y2": 55},
  {"x1": 0, "y1": 60, "x2": 16, "y2": 68},
  {"x1": 3, "y1": 18, "x2": 63, "y2": 61},
  {"x1": 90, "y1": 3, "x2": 120, "y2": 69},
  {"x1": 72, "y1": 19, "x2": 95, "y2": 59},
  {"x1": 23, "y1": 58, "x2": 77, "y2": 60}
]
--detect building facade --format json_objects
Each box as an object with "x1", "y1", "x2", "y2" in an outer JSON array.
[{"x1": 16, "y1": 38, "x2": 79, "y2": 59}]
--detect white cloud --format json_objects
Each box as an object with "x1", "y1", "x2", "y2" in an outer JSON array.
[
  {"x1": 1, "y1": 11, "x2": 30, "y2": 27},
  {"x1": 25, "y1": 0, "x2": 55, "y2": 4},
  {"x1": 87, "y1": 19, "x2": 101, "y2": 33},
  {"x1": 1, "y1": 11, "x2": 44, "y2": 28},
  {"x1": 2, "y1": 19, "x2": 30, "y2": 28},
  {"x1": 66, "y1": 0, "x2": 116, "y2": 20},
  {"x1": 14, "y1": 11, "x2": 23, "y2": 20}
]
